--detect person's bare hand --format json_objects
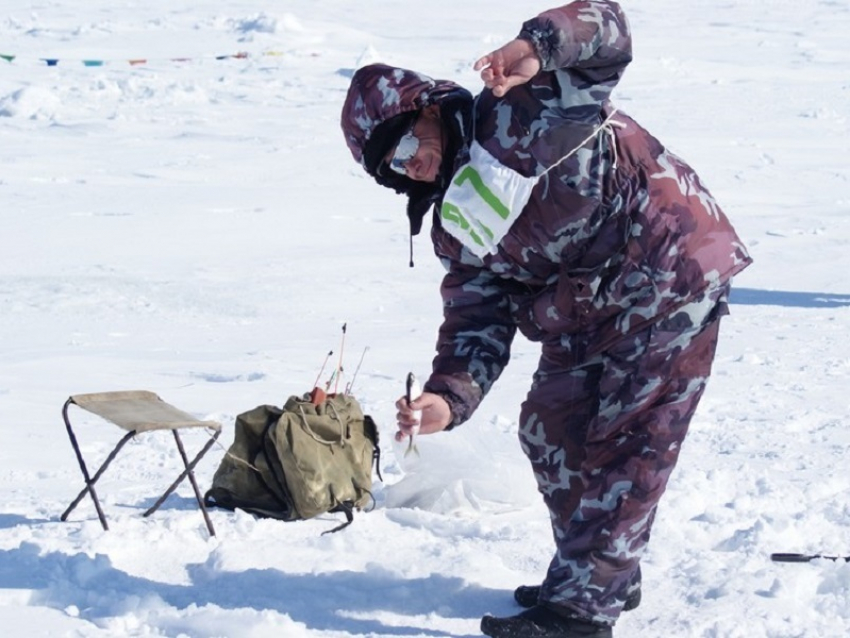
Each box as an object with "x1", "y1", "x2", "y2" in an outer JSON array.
[
  {"x1": 394, "y1": 391, "x2": 452, "y2": 442},
  {"x1": 474, "y1": 39, "x2": 542, "y2": 97}
]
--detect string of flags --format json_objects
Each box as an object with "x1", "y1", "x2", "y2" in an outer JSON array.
[{"x1": 0, "y1": 50, "x2": 287, "y2": 67}]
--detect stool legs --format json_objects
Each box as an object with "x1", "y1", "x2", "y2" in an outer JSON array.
[
  {"x1": 61, "y1": 398, "x2": 137, "y2": 531},
  {"x1": 143, "y1": 429, "x2": 221, "y2": 537}
]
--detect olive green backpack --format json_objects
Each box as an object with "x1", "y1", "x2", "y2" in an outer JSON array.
[{"x1": 204, "y1": 392, "x2": 381, "y2": 533}]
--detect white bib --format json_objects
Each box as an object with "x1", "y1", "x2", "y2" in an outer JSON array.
[
  {"x1": 440, "y1": 110, "x2": 623, "y2": 259},
  {"x1": 441, "y1": 141, "x2": 538, "y2": 259}
]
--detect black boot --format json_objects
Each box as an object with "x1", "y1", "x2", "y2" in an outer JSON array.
[
  {"x1": 513, "y1": 585, "x2": 641, "y2": 612},
  {"x1": 481, "y1": 605, "x2": 613, "y2": 638}
]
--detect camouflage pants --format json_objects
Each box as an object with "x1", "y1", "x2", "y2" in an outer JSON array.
[{"x1": 518, "y1": 287, "x2": 728, "y2": 625}]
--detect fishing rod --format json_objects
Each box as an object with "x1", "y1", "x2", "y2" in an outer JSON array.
[
  {"x1": 334, "y1": 323, "x2": 347, "y2": 394},
  {"x1": 313, "y1": 350, "x2": 333, "y2": 390},
  {"x1": 345, "y1": 346, "x2": 369, "y2": 396},
  {"x1": 771, "y1": 553, "x2": 850, "y2": 563}
]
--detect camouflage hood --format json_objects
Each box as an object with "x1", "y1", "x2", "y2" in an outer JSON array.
[{"x1": 340, "y1": 64, "x2": 473, "y2": 235}]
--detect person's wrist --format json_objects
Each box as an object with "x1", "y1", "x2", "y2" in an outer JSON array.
[
  {"x1": 433, "y1": 390, "x2": 462, "y2": 431},
  {"x1": 517, "y1": 29, "x2": 549, "y2": 70}
]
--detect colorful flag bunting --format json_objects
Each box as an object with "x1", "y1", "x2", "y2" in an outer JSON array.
[{"x1": 0, "y1": 50, "x2": 284, "y2": 67}]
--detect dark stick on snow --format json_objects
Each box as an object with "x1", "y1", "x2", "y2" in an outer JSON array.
[{"x1": 771, "y1": 553, "x2": 850, "y2": 563}]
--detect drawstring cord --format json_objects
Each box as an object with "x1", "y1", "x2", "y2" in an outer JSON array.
[
  {"x1": 298, "y1": 404, "x2": 346, "y2": 447},
  {"x1": 206, "y1": 426, "x2": 262, "y2": 473},
  {"x1": 470, "y1": 94, "x2": 623, "y2": 177},
  {"x1": 604, "y1": 111, "x2": 624, "y2": 171},
  {"x1": 425, "y1": 105, "x2": 623, "y2": 265},
  {"x1": 542, "y1": 108, "x2": 625, "y2": 176}
]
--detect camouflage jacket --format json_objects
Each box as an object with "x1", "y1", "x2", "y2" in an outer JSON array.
[{"x1": 341, "y1": 1, "x2": 752, "y2": 427}]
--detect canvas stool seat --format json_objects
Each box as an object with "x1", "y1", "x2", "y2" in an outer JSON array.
[{"x1": 60, "y1": 390, "x2": 222, "y2": 536}]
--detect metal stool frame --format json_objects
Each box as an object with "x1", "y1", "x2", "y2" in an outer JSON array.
[{"x1": 60, "y1": 391, "x2": 222, "y2": 537}]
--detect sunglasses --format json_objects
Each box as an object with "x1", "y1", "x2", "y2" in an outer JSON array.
[{"x1": 386, "y1": 121, "x2": 420, "y2": 176}]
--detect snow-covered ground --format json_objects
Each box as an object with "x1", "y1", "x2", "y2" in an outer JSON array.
[{"x1": 1, "y1": 1, "x2": 849, "y2": 636}]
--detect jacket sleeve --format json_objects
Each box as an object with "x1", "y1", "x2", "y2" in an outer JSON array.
[
  {"x1": 423, "y1": 257, "x2": 517, "y2": 428},
  {"x1": 519, "y1": 1, "x2": 632, "y2": 87}
]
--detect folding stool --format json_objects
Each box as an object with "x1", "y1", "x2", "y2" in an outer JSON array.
[{"x1": 60, "y1": 390, "x2": 222, "y2": 537}]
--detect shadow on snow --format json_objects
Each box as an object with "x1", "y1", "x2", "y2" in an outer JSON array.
[
  {"x1": 0, "y1": 542, "x2": 503, "y2": 637},
  {"x1": 0, "y1": 514, "x2": 51, "y2": 529},
  {"x1": 730, "y1": 288, "x2": 850, "y2": 308}
]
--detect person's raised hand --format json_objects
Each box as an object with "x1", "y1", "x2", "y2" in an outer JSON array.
[{"x1": 474, "y1": 39, "x2": 542, "y2": 98}]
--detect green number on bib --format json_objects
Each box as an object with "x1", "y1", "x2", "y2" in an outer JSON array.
[
  {"x1": 441, "y1": 203, "x2": 489, "y2": 247},
  {"x1": 453, "y1": 166, "x2": 511, "y2": 220}
]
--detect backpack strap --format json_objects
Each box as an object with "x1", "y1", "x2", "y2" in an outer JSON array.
[
  {"x1": 364, "y1": 415, "x2": 383, "y2": 482},
  {"x1": 323, "y1": 501, "x2": 355, "y2": 535}
]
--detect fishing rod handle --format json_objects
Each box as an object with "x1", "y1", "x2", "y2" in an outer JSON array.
[{"x1": 770, "y1": 553, "x2": 816, "y2": 563}]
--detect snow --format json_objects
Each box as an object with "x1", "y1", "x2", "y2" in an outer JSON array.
[{"x1": 1, "y1": 0, "x2": 849, "y2": 636}]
